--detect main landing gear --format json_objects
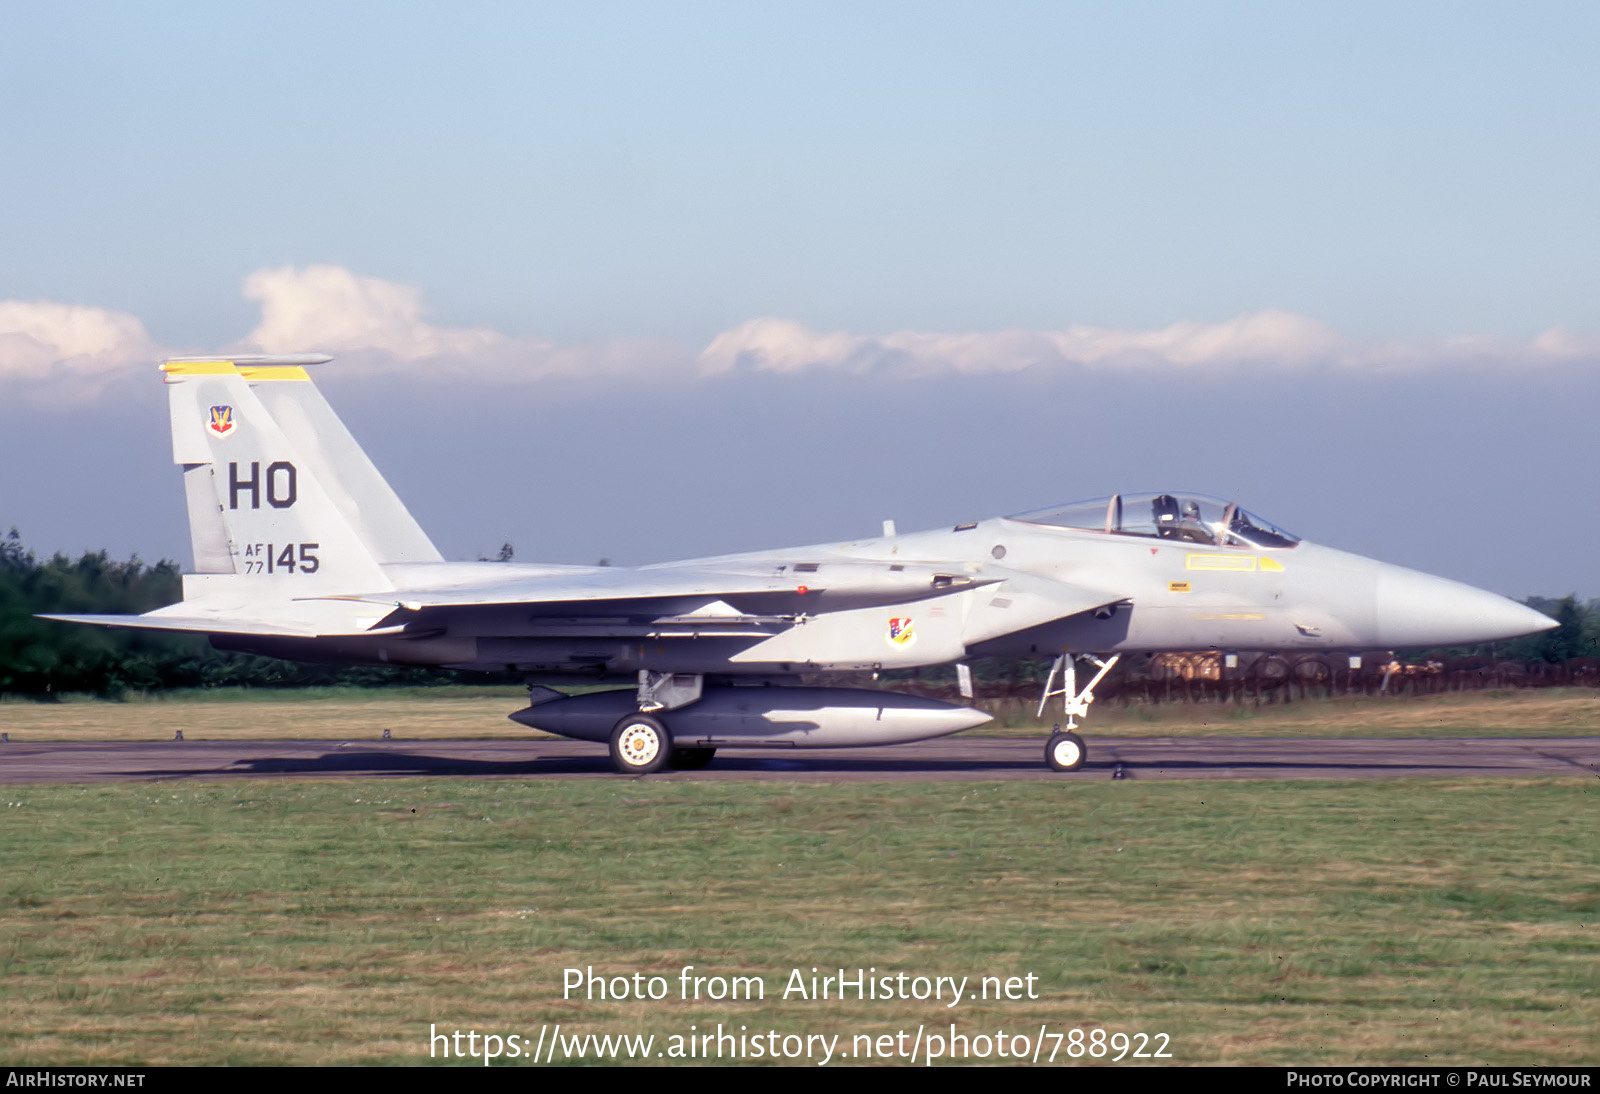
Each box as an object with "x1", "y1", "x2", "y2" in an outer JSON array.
[
  {"x1": 607, "y1": 672, "x2": 718, "y2": 775},
  {"x1": 606, "y1": 712, "x2": 718, "y2": 774},
  {"x1": 1036, "y1": 652, "x2": 1120, "y2": 773}
]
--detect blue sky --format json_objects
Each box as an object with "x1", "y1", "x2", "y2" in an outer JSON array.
[{"x1": 2, "y1": 2, "x2": 1597, "y2": 596}]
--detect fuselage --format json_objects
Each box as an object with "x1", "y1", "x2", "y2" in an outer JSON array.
[{"x1": 212, "y1": 511, "x2": 1552, "y2": 678}]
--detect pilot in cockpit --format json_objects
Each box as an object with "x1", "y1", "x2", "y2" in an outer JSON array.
[
  {"x1": 1178, "y1": 500, "x2": 1212, "y2": 544},
  {"x1": 1154, "y1": 495, "x2": 1216, "y2": 544}
]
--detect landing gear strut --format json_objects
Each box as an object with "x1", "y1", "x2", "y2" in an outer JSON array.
[
  {"x1": 1036, "y1": 652, "x2": 1120, "y2": 772},
  {"x1": 611, "y1": 672, "x2": 715, "y2": 774},
  {"x1": 637, "y1": 670, "x2": 703, "y2": 712}
]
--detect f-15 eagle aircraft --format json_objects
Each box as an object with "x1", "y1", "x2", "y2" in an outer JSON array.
[{"x1": 47, "y1": 355, "x2": 1555, "y2": 774}]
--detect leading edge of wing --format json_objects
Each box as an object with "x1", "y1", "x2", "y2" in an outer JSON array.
[
  {"x1": 368, "y1": 565, "x2": 1127, "y2": 643},
  {"x1": 369, "y1": 561, "x2": 1002, "y2": 619}
]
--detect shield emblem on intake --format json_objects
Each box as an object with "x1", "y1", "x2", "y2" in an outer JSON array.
[
  {"x1": 207, "y1": 405, "x2": 236, "y2": 437},
  {"x1": 887, "y1": 617, "x2": 914, "y2": 647}
]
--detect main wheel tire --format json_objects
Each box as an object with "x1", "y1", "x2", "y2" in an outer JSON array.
[
  {"x1": 609, "y1": 714, "x2": 671, "y2": 774},
  {"x1": 668, "y1": 747, "x2": 717, "y2": 771},
  {"x1": 1045, "y1": 730, "x2": 1087, "y2": 772}
]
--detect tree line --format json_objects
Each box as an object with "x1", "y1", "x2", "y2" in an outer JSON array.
[{"x1": 1, "y1": 529, "x2": 1595, "y2": 698}]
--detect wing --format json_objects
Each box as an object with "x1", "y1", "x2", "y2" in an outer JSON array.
[{"x1": 42, "y1": 560, "x2": 1002, "y2": 640}]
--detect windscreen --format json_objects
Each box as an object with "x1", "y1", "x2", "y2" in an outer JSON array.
[{"x1": 1010, "y1": 492, "x2": 1299, "y2": 548}]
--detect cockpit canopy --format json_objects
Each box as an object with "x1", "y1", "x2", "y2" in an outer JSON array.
[{"x1": 1009, "y1": 492, "x2": 1300, "y2": 549}]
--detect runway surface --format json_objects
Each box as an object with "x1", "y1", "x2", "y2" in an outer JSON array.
[{"x1": 0, "y1": 735, "x2": 1596, "y2": 783}]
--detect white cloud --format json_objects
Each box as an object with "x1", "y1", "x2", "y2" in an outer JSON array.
[
  {"x1": 240, "y1": 265, "x2": 506, "y2": 361},
  {"x1": 238, "y1": 264, "x2": 684, "y2": 379},
  {"x1": 696, "y1": 310, "x2": 1573, "y2": 375},
  {"x1": 6, "y1": 267, "x2": 1595, "y2": 395},
  {"x1": 697, "y1": 311, "x2": 1347, "y2": 375},
  {"x1": 238, "y1": 269, "x2": 1394, "y2": 383},
  {"x1": 0, "y1": 300, "x2": 157, "y2": 380},
  {"x1": 1530, "y1": 327, "x2": 1600, "y2": 359}
]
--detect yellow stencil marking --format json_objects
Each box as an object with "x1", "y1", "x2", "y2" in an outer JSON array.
[{"x1": 1168, "y1": 581, "x2": 1192, "y2": 593}]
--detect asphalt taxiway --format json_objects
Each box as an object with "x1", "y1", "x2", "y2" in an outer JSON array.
[{"x1": 0, "y1": 736, "x2": 1595, "y2": 783}]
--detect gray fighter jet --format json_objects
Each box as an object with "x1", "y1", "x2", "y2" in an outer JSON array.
[{"x1": 46, "y1": 356, "x2": 1556, "y2": 773}]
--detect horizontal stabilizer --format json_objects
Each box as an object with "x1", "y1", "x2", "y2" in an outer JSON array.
[
  {"x1": 38, "y1": 604, "x2": 396, "y2": 640},
  {"x1": 40, "y1": 613, "x2": 324, "y2": 638}
]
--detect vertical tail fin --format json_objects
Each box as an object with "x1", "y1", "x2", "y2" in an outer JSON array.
[
  {"x1": 161, "y1": 355, "x2": 396, "y2": 594},
  {"x1": 238, "y1": 364, "x2": 442, "y2": 564}
]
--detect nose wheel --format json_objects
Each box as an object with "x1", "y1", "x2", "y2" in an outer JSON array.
[{"x1": 1045, "y1": 728, "x2": 1087, "y2": 772}]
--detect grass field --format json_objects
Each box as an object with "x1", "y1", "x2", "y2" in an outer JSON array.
[
  {"x1": 0, "y1": 687, "x2": 547, "y2": 742},
  {"x1": 0, "y1": 776, "x2": 1594, "y2": 1066},
  {"x1": 1, "y1": 689, "x2": 1594, "y2": 1066},
  {"x1": 2, "y1": 686, "x2": 1598, "y2": 741}
]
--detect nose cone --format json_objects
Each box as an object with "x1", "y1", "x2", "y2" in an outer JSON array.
[{"x1": 1375, "y1": 568, "x2": 1557, "y2": 648}]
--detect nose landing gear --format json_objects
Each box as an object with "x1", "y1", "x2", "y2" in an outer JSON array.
[{"x1": 1036, "y1": 652, "x2": 1119, "y2": 772}]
